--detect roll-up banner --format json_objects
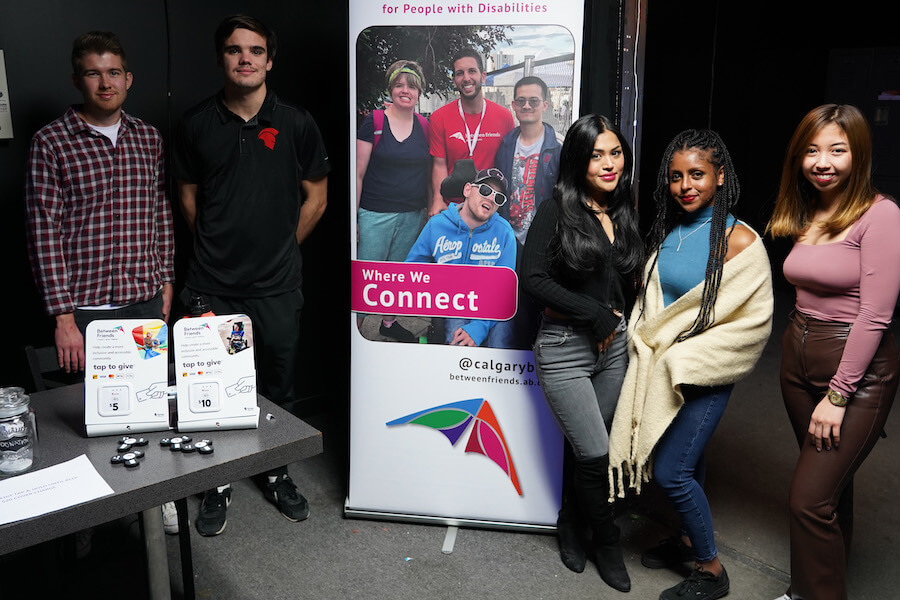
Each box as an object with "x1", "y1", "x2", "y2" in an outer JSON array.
[{"x1": 348, "y1": 0, "x2": 585, "y2": 528}]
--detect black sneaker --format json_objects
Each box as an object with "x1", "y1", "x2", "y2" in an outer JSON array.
[
  {"x1": 265, "y1": 474, "x2": 310, "y2": 522},
  {"x1": 379, "y1": 321, "x2": 417, "y2": 342},
  {"x1": 659, "y1": 566, "x2": 729, "y2": 600},
  {"x1": 196, "y1": 487, "x2": 231, "y2": 536},
  {"x1": 642, "y1": 536, "x2": 695, "y2": 569}
]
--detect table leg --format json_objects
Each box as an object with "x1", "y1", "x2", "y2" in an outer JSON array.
[
  {"x1": 141, "y1": 506, "x2": 172, "y2": 600},
  {"x1": 176, "y1": 497, "x2": 195, "y2": 600}
]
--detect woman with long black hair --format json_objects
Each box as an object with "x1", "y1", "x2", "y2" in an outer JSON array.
[
  {"x1": 521, "y1": 114, "x2": 643, "y2": 592},
  {"x1": 608, "y1": 129, "x2": 773, "y2": 600}
]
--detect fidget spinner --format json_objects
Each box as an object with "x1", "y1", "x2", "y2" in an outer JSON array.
[
  {"x1": 160, "y1": 435, "x2": 192, "y2": 451},
  {"x1": 160, "y1": 436, "x2": 213, "y2": 454},
  {"x1": 110, "y1": 450, "x2": 145, "y2": 468},
  {"x1": 193, "y1": 439, "x2": 214, "y2": 455},
  {"x1": 117, "y1": 436, "x2": 149, "y2": 452}
]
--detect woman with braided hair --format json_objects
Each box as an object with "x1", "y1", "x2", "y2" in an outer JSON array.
[{"x1": 608, "y1": 129, "x2": 773, "y2": 600}]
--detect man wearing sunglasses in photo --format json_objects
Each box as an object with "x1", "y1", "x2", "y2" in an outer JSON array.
[
  {"x1": 406, "y1": 168, "x2": 516, "y2": 348},
  {"x1": 494, "y1": 76, "x2": 562, "y2": 348},
  {"x1": 495, "y1": 76, "x2": 561, "y2": 245}
]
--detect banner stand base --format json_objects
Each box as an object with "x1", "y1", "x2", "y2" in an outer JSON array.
[
  {"x1": 343, "y1": 497, "x2": 556, "y2": 534},
  {"x1": 441, "y1": 526, "x2": 458, "y2": 554}
]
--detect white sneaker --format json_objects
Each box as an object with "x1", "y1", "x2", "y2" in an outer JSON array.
[
  {"x1": 774, "y1": 595, "x2": 792, "y2": 600},
  {"x1": 161, "y1": 501, "x2": 179, "y2": 535}
]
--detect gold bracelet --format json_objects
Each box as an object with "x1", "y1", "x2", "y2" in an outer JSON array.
[{"x1": 827, "y1": 388, "x2": 848, "y2": 407}]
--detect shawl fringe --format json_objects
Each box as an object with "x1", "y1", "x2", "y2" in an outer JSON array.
[{"x1": 607, "y1": 230, "x2": 774, "y2": 496}]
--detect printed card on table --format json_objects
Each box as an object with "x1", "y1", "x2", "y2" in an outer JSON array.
[
  {"x1": 84, "y1": 319, "x2": 170, "y2": 437},
  {"x1": 173, "y1": 314, "x2": 259, "y2": 432}
]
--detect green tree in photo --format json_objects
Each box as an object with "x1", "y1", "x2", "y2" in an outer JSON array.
[{"x1": 356, "y1": 25, "x2": 511, "y2": 115}]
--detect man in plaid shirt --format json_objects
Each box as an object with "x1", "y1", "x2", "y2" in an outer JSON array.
[{"x1": 25, "y1": 31, "x2": 175, "y2": 374}]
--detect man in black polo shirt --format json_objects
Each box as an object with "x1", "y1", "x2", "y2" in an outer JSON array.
[{"x1": 174, "y1": 15, "x2": 329, "y2": 536}]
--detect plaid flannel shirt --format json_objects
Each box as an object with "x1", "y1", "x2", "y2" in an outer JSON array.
[{"x1": 25, "y1": 107, "x2": 174, "y2": 316}]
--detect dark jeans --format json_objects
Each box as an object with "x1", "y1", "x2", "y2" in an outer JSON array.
[
  {"x1": 184, "y1": 288, "x2": 304, "y2": 407},
  {"x1": 653, "y1": 383, "x2": 734, "y2": 562},
  {"x1": 781, "y1": 311, "x2": 898, "y2": 600},
  {"x1": 73, "y1": 291, "x2": 165, "y2": 335},
  {"x1": 185, "y1": 288, "x2": 304, "y2": 481}
]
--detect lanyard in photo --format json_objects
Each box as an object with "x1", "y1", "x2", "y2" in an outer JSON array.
[{"x1": 457, "y1": 99, "x2": 486, "y2": 157}]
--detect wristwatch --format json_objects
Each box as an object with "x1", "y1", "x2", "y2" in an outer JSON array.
[{"x1": 827, "y1": 388, "x2": 848, "y2": 407}]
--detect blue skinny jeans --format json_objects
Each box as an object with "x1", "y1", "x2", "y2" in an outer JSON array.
[{"x1": 652, "y1": 383, "x2": 734, "y2": 563}]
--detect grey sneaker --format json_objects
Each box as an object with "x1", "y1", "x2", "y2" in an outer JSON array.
[
  {"x1": 196, "y1": 486, "x2": 231, "y2": 536},
  {"x1": 264, "y1": 474, "x2": 309, "y2": 522}
]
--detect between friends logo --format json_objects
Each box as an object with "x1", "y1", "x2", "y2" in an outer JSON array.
[{"x1": 387, "y1": 398, "x2": 522, "y2": 495}]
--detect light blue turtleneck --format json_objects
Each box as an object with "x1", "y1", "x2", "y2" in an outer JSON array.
[{"x1": 658, "y1": 205, "x2": 736, "y2": 307}]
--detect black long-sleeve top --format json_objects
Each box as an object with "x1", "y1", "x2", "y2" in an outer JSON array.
[{"x1": 519, "y1": 199, "x2": 627, "y2": 342}]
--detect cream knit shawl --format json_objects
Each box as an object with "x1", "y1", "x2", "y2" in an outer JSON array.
[{"x1": 608, "y1": 231, "x2": 773, "y2": 499}]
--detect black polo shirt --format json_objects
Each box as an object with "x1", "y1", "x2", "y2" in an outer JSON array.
[{"x1": 174, "y1": 91, "x2": 330, "y2": 297}]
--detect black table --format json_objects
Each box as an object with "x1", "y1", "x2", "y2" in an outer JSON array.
[{"x1": 0, "y1": 384, "x2": 323, "y2": 598}]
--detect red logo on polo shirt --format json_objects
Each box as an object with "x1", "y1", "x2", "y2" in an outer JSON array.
[{"x1": 258, "y1": 127, "x2": 279, "y2": 150}]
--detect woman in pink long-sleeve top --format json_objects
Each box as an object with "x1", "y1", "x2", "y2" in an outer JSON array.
[{"x1": 767, "y1": 104, "x2": 900, "y2": 600}]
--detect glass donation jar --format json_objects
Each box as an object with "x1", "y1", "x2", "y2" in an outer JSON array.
[{"x1": 0, "y1": 387, "x2": 39, "y2": 476}]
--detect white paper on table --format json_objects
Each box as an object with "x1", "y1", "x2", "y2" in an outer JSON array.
[{"x1": 0, "y1": 455, "x2": 114, "y2": 526}]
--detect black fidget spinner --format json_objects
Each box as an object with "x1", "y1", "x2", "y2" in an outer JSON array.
[
  {"x1": 117, "y1": 436, "x2": 149, "y2": 452},
  {"x1": 159, "y1": 436, "x2": 213, "y2": 454},
  {"x1": 110, "y1": 450, "x2": 145, "y2": 468},
  {"x1": 194, "y1": 439, "x2": 214, "y2": 455},
  {"x1": 160, "y1": 435, "x2": 192, "y2": 451}
]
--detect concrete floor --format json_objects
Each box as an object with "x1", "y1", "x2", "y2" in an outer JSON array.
[
  {"x1": 6, "y1": 290, "x2": 900, "y2": 599},
  {"x1": 162, "y1": 291, "x2": 900, "y2": 599}
]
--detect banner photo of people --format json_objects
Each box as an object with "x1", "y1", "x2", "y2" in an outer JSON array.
[{"x1": 348, "y1": 0, "x2": 584, "y2": 527}]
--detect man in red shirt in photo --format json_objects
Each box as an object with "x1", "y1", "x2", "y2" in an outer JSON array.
[{"x1": 428, "y1": 47, "x2": 513, "y2": 216}]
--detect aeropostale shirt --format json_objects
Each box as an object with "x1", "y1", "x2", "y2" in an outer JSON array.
[{"x1": 174, "y1": 92, "x2": 330, "y2": 296}]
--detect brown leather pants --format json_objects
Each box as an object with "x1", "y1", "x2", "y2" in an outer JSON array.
[{"x1": 780, "y1": 311, "x2": 898, "y2": 600}]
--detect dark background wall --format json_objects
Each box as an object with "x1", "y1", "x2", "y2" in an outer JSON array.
[
  {"x1": 2, "y1": 0, "x2": 897, "y2": 395},
  {"x1": 637, "y1": 1, "x2": 900, "y2": 276},
  {"x1": 0, "y1": 1, "x2": 349, "y2": 405}
]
